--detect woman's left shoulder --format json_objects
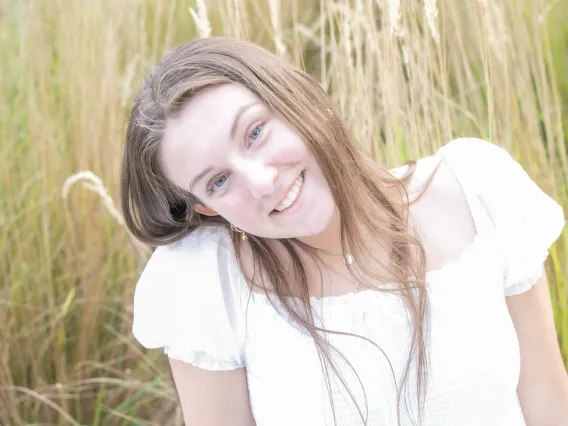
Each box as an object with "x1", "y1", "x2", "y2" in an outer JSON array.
[
  {"x1": 435, "y1": 138, "x2": 565, "y2": 295},
  {"x1": 388, "y1": 142, "x2": 466, "y2": 206},
  {"x1": 388, "y1": 142, "x2": 481, "y2": 270},
  {"x1": 433, "y1": 137, "x2": 521, "y2": 182},
  {"x1": 435, "y1": 137, "x2": 505, "y2": 158}
]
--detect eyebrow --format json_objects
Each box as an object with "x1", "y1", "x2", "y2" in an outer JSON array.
[
  {"x1": 188, "y1": 101, "x2": 259, "y2": 192},
  {"x1": 230, "y1": 101, "x2": 259, "y2": 140},
  {"x1": 189, "y1": 165, "x2": 213, "y2": 192}
]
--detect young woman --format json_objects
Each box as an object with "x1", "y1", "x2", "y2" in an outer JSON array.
[{"x1": 121, "y1": 37, "x2": 568, "y2": 426}]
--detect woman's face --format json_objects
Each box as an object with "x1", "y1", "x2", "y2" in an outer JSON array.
[{"x1": 159, "y1": 83, "x2": 337, "y2": 239}]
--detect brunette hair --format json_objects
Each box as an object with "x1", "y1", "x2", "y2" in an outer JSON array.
[{"x1": 121, "y1": 36, "x2": 442, "y2": 425}]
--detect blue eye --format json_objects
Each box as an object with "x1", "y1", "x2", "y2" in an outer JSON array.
[
  {"x1": 207, "y1": 174, "x2": 227, "y2": 194},
  {"x1": 247, "y1": 122, "x2": 264, "y2": 144},
  {"x1": 214, "y1": 175, "x2": 227, "y2": 188}
]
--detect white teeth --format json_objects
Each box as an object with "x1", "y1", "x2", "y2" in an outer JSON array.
[{"x1": 274, "y1": 173, "x2": 304, "y2": 212}]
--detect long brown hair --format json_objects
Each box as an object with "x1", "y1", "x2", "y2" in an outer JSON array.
[{"x1": 121, "y1": 36, "x2": 441, "y2": 425}]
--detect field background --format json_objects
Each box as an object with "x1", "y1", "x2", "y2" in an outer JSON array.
[{"x1": 1, "y1": 0, "x2": 567, "y2": 424}]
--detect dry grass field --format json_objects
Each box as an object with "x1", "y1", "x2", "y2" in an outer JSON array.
[{"x1": 1, "y1": 0, "x2": 567, "y2": 424}]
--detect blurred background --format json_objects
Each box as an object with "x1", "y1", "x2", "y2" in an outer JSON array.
[{"x1": 1, "y1": 0, "x2": 567, "y2": 424}]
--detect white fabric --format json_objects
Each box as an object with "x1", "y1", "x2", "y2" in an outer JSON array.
[
  {"x1": 132, "y1": 137, "x2": 565, "y2": 425},
  {"x1": 132, "y1": 226, "x2": 246, "y2": 369}
]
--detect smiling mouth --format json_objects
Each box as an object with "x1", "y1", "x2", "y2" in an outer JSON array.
[{"x1": 272, "y1": 171, "x2": 305, "y2": 213}]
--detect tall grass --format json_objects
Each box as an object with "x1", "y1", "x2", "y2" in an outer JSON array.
[{"x1": 1, "y1": 0, "x2": 566, "y2": 424}]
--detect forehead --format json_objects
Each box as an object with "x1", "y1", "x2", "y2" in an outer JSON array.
[
  {"x1": 160, "y1": 83, "x2": 260, "y2": 185},
  {"x1": 165, "y1": 83, "x2": 260, "y2": 145}
]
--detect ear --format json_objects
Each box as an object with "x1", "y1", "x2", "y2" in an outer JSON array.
[{"x1": 194, "y1": 203, "x2": 219, "y2": 217}]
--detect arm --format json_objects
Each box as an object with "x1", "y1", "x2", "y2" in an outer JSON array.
[
  {"x1": 169, "y1": 359, "x2": 257, "y2": 426},
  {"x1": 506, "y1": 270, "x2": 568, "y2": 426}
]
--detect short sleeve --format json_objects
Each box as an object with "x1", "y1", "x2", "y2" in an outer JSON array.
[
  {"x1": 439, "y1": 138, "x2": 565, "y2": 296},
  {"x1": 132, "y1": 226, "x2": 246, "y2": 370}
]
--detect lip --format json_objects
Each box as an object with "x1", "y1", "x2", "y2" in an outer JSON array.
[{"x1": 269, "y1": 171, "x2": 305, "y2": 216}]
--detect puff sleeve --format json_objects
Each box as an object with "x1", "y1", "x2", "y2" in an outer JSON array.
[
  {"x1": 440, "y1": 138, "x2": 565, "y2": 296},
  {"x1": 132, "y1": 226, "x2": 246, "y2": 370}
]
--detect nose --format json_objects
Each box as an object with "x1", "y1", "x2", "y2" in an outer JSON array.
[{"x1": 235, "y1": 158, "x2": 277, "y2": 199}]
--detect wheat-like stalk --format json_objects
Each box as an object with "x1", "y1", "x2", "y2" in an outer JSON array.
[
  {"x1": 478, "y1": 0, "x2": 507, "y2": 62},
  {"x1": 387, "y1": 0, "x2": 401, "y2": 37},
  {"x1": 62, "y1": 171, "x2": 125, "y2": 226},
  {"x1": 62, "y1": 171, "x2": 152, "y2": 259},
  {"x1": 268, "y1": 0, "x2": 287, "y2": 56},
  {"x1": 424, "y1": 0, "x2": 439, "y2": 44},
  {"x1": 189, "y1": 0, "x2": 212, "y2": 38}
]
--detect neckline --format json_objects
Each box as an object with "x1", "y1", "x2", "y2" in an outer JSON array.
[
  {"x1": 237, "y1": 143, "x2": 487, "y2": 306},
  {"x1": 245, "y1": 230, "x2": 486, "y2": 306}
]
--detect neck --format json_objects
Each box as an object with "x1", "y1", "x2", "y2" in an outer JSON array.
[{"x1": 296, "y1": 185, "x2": 403, "y2": 263}]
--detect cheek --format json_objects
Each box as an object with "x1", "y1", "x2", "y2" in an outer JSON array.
[
  {"x1": 271, "y1": 124, "x2": 308, "y2": 158},
  {"x1": 291, "y1": 136, "x2": 311, "y2": 160},
  {"x1": 213, "y1": 193, "x2": 258, "y2": 225},
  {"x1": 286, "y1": 135, "x2": 323, "y2": 175}
]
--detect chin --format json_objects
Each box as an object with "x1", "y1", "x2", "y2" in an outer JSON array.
[
  {"x1": 249, "y1": 198, "x2": 337, "y2": 240},
  {"x1": 296, "y1": 206, "x2": 337, "y2": 237}
]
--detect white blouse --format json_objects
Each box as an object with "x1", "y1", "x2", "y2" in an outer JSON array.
[{"x1": 132, "y1": 138, "x2": 565, "y2": 426}]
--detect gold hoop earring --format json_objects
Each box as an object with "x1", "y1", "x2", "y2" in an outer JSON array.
[{"x1": 230, "y1": 223, "x2": 248, "y2": 240}]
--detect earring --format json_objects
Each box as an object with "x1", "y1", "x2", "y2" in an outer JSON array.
[{"x1": 230, "y1": 223, "x2": 248, "y2": 240}]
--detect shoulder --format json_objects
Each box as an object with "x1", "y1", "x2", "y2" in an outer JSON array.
[
  {"x1": 136, "y1": 226, "x2": 233, "y2": 295},
  {"x1": 436, "y1": 136, "x2": 503, "y2": 156},
  {"x1": 390, "y1": 137, "x2": 516, "y2": 201},
  {"x1": 399, "y1": 136, "x2": 543, "y2": 227},
  {"x1": 132, "y1": 225, "x2": 237, "y2": 349},
  {"x1": 157, "y1": 225, "x2": 233, "y2": 256},
  {"x1": 131, "y1": 225, "x2": 247, "y2": 370},
  {"x1": 388, "y1": 137, "x2": 531, "y2": 270},
  {"x1": 433, "y1": 137, "x2": 523, "y2": 190},
  {"x1": 388, "y1": 138, "x2": 485, "y2": 209},
  {"x1": 391, "y1": 140, "x2": 484, "y2": 270},
  {"x1": 396, "y1": 137, "x2": 564, "y2": 291}
]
